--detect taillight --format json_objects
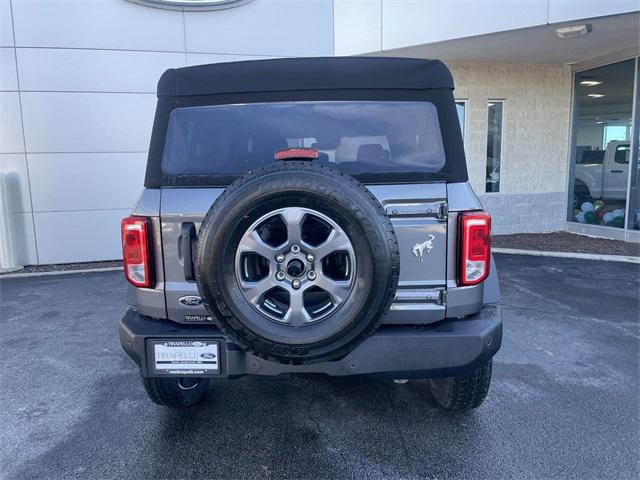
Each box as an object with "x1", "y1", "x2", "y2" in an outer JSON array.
[
  {"x1": 459, "y1": 212, "x2": 491, "y2": 286},
  {"x1": 121, "y1": 216, "x2": 153, "y2": 288}
]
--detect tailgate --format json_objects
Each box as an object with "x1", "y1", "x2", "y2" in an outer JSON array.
[
  {"x1": 161, "y1": 184, "x2": 447, "y2": 325},
  {"x1": 367, "y1": 183, "x2": 448, "y2": 324}
]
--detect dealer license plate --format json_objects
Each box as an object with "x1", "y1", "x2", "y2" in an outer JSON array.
[{"x1": 152, "y1": 340, "x2": 220, "y2": 375}]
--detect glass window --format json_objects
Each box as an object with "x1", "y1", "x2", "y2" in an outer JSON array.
[
  {"x1": 632, "y1": 135, "x2": 640, "y2": 230},
  {"x1": 603, "y1": 125, "x2": 630, "y2": 148},
  {"x1": 455, "y1": 101, "x2": 466, "y2": 140},
  {"x1": 485, "y1": 101, "x2": 503, "y2": 193},
  {"x1": 630, "y1": 59, "x2": 640, "y2": 230},
  {"x1": 614, "y1": 144, "x2": 630, "y2": 164},
  {"x1": 570, "y1": 59, "x2": 635, "y2": 228},
  {"x1": 161, "y1": 101, "x2": 446, "y2": 176}
]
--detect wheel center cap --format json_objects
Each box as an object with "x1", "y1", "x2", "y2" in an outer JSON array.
[{"x1": 286, "y1": 259, "x2": 305, "y2": 277}]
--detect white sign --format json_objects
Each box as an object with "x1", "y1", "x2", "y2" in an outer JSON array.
[{"x1": 154, "y1": 341, "x2": 219, "y2": 374}]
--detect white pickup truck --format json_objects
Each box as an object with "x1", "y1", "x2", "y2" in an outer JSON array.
[{"x1": 574, "y1": 141, "x2": 630, "y2": 206}]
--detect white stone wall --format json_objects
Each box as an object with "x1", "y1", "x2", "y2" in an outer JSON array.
[{"x1": 447, "y1": 62, "x2": 573, "y2": 234}]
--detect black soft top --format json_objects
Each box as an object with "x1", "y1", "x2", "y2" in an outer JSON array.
[
  {"x1": 157, "y1": 57, "x2": 454, "y2": 97},
  {"x1": 145, "y1": 57, "x2": 467, "y2": 188}
]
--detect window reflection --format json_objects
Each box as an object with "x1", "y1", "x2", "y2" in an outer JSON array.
[
  {"x1": 456, "y1": 101, "x2": 466, "y2": 141},
  {"x1": 632, "y1": 60, "x2": 640, "y2": 230},
  {"x1": 486, "y1": 101, "x2": 503, "y2": 193},
  {"x1": 570, "y1": 59, "x2": 635, "y2": 228}
]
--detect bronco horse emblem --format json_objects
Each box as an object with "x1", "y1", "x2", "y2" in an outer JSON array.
[{"x1": 411, "y1": 235, "x2": 435, "y2": 263}]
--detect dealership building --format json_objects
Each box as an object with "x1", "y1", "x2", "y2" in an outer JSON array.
[{"x1": 1, "y1": 0, "x2": 639, "y2": 266}]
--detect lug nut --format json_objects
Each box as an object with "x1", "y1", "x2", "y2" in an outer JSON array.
[
  {"x1": 307, "y1": 271, "x2": 317, "y2": 280},
  {"x1": 275, "y1": 253, "x2": 285, "y2": 263},
  {"x1": 292, "y1": 279, "x2": 301, "y2": 289},
  {"x1": 291, "y1": 244, "x2": 300, "y2": 254},
  {"x1": 276, "y1": 271, "x2": 286, "y2": 281},
  {"x1": 306, "y1": 253, "x2": 315, "y2": 262}
]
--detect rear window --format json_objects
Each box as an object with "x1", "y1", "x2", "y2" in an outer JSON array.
[{"x1": 161, "y1": 101, "x2": 446, "y2": 176}]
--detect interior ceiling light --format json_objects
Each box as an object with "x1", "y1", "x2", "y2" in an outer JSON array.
[
  {"x1": 588, "y1": 94, "x2": 605, "y2": 98},
  {"x1": 556, "y1": 24, "x2": 592, "y2": 39},
  {"x1": 580, "y1": 80, "x2": 602, "y2": 87}
]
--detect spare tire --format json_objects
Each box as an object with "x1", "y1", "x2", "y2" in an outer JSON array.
[{"x1": 195, "y1": 162, "x2": 399, "y2": 364}]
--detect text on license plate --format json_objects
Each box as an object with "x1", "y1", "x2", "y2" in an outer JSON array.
[{"x1": 153, "y1": 340, "x2": 219, "y2": 374}]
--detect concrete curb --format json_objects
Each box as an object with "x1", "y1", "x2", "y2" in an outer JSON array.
[
  {"x1": 493, "y1": 248, "x2": 640, "y2": 264},
  {"x1": 0, "y1": 266, "x2": 123, "y2": 279}
]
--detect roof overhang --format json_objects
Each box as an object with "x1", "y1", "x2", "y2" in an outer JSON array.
[{"x1": 373, "y1": 12, "x2": 639, "y2": 67}]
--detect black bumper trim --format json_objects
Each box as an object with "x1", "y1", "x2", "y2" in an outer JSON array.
[{"x1": 119, "y1": 306, "x2": 502, "y2": 378}]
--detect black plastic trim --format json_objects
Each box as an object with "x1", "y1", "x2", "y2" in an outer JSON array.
[{"x1": 119, "y1": 306, "x2": 502, "y2": 379}]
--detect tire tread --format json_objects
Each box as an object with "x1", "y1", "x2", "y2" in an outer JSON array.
[{"x1": 432, "y1": 360, "x2": 492, "y2": 412}]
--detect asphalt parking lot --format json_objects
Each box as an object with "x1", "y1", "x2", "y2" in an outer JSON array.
[{"x1": 1, "y1": 254, "x2": 638, "y2": 480}]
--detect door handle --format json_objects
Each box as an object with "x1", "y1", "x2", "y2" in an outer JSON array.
[
  {"x1": 180, "y1": 223, "x2": 196, "y2": 282},
  {"x1": 610, "y1": 170, "x2": 624, "y2": 173}
]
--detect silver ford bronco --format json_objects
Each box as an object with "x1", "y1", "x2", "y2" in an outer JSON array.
[{"x1": 119, "y1": 57, "x2": 502, "y2": 411}]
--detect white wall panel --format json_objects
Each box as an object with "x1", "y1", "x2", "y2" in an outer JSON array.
[
  {"x1": 13, "y1": 212, "x2": 38, "y2": 265},
  {"x1": 185, "y1": 0, "x2": 333, "y2": 56},
  {"x1": 382, "y1": 0, "x2": 547, "y2": 50},
  {"x1": 34, "y1": 209, "x2": 127, "y2": 263},
  {"x1": 548, "y1": 0, "x2": 640, "y2": 23},
  {"x1": 334, "y1": 0, "x2": 382, "y2": 56},
  {"x1": 186, "y1": 53, "x2": 274, "y2": 66},
  {"x1": 17, "y1": 48, "x2": 184, "y2": 93},
  {"x1": 11, "y1": 0, "x2": 184, "y2": 52},
  {"x1": 0, "y1": 154, "x2": 31, "y2": 213},
  {"x1": 0, "y1": 48, "x2": 18, "y2": 91},
  {"x1": 20, "y1": 92, "x2": 156, "y2": 153},
  {"x1": 0, "y1": 92, "x2": 25, "y2": 153},
  {"x1": 28, "y1": 152, "x2": 146, "y2": 212},
  {"x1": 0, "y1": 0, "x2": 13, "y2": 47}
]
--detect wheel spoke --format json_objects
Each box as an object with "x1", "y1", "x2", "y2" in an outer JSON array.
[
  {"x1": 235, "y1": 206, "x2": 356, "y2": 325},
  {"x1": 315, "y1": 273, "x2": 352, "y2": 305},
  {"x1": 311, "y1": 228, "x2": 351, "y2": 260},
  {"x1": 239, "y1": 276, "x2": 277, "y2": 305},
  {"x1": 284, "y1": 290, "x2": 311, "y2": 326},
  {"x1": 238, "y1": 229, "x2": 278, "y2": 260},
  {"x1": 280, "y1": 207, "x2": 305, "y2": 245}
]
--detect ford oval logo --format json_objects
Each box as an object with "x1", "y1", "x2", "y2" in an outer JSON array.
[
  {"x1": 200, "y1": 352, "x2": 216, "y2": 359},
  {"x1": 126, "y1": 0, "x2": 253, "y2": 11},
  {"x1": 179, "y1": 295, "x2": 204, "y2": 307}
]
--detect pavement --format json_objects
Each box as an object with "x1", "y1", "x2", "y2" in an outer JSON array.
[{"x1": 0, "y1": 254, "x2": 638, "y2": 480}]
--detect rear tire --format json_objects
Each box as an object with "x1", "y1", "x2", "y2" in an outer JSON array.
[
  {"x1": 428, "y1": 360, "x2": 492, "y2": 412},
  {"x1": 141, "y1": 376, "x2": 209, "y2": 408}
]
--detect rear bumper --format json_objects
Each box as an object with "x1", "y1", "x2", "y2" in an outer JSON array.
[{"x1": 119, "y1": 305, "x2": 502, "y2": 379}]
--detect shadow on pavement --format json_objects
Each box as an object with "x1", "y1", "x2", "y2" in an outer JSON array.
[{"x1": 12, "y1": 368, "x2": 483, "y2": 480}]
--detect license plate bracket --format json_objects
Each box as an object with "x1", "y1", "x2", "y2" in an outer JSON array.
[{"x1": 149, "y1": 339, "x2": 221, "y2": 376}]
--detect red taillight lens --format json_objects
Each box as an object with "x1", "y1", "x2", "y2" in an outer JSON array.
[
  {"x1": 459, "y1": 212, "x2": 491, "y2": 286},
  {"x1": 121, "y1": 216, "x2": 152, "y2": 288}
]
